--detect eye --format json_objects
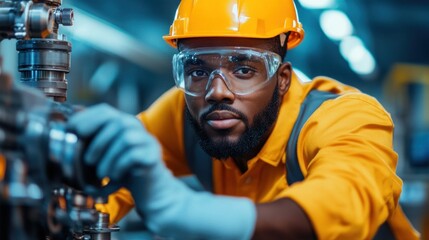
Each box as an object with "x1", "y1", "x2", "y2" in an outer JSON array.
[
  {"x1": 190, "y1": 69, "x2": 209, "y2": 77},
  {"x1": 234, "y1": 67, "x2": 256, "y2": 78}
]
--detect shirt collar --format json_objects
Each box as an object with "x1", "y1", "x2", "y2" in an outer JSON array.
[{"x1": 255, "y1": 72, "x2": 306, "y2": 167}]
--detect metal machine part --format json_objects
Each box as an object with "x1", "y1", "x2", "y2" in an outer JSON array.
[
  {"x1": 0, "y1": 83, "x2": 117, "y2": 239},
  {"x1": 0, "y1": 155, "x2": 45, "y2": 239},
  {"x1": 0, "y1": 1, "x2": 121, "y2": 239},
  {"x1": 0, "y1": 0, "x2": 73, "y2": 40},
  {"x1": 17, "y1": 38, "x2": 71, "y2": 102},
  {"x1": 83, "y1": 212, "x2": 120, "y2": 240},
  {"x1": 47, "y1": 188, "x2": 119, "y2": 240},
  {"x1": 0, "y1": 0, "x2": 73, "y2": 102}
]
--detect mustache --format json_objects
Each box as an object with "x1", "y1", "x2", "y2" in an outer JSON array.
[{"x1": 200, "y1": 104, "x2": 247, "y2": 123}]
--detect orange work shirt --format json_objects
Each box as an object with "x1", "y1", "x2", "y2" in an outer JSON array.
[{"x1": 97, "y1": 73, "x2": 419, "y2": 239}]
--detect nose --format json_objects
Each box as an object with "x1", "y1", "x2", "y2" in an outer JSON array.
[{"x1": 204, "y1": 72, "x2": 235, "y2": 104}]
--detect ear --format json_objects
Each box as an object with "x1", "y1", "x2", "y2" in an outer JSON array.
[{"x1": 276, "y1": 62, "x2": 292, "y2": 97}]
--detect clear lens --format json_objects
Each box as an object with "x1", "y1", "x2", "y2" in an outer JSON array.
[{"x1": 173, "y1": 47, "x2": 281, "y2": 96}]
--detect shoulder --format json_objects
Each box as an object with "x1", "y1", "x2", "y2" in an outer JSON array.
[
  {"x1": 137, "y1": 87, "x2": 185, "y2": 125},
  {"x1": 298, "y1": 75, "x2": 393, "y2": 124},
  {"x1": 304, "y1": 75, "x2": 361, "y2": 95},
  {"x1": 135, "y1": 87, "x2": 186, "y2": 144},
  {"x1": 298, "y1": 88, "x2": 395, "y2": 156},
  {"x1": 319, "y1": 91, "x2": 393, "y2": 125},
  {"x1": 296, "y1": 76, "x2": 395, "y2": 150},
  {"x1": 135, "y1": 88, "x2": 190, "y2": 175}
]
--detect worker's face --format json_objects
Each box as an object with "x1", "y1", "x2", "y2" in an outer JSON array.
[{"x1": 181, "y1": 37, "x2": 292, "y2": 160}]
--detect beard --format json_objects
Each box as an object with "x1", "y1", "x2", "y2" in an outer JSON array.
[{"x1": 185, "y1": 86, "x2": 281, "y2": 161}]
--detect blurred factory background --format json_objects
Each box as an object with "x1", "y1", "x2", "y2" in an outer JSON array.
[{"x1": 1, "y1": 0, "x2": 429, "y2": 237}]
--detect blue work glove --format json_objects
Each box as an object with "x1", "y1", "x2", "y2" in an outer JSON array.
[{"x1": 67, "y1": 104, "x2": 257, "y2": 239}]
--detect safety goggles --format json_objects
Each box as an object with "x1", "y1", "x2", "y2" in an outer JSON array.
[{"x1": 172, "y1": 47, "x2": 282, "y2": 96}]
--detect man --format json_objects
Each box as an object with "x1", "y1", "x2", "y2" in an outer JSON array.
[{"x1": 68, "y1": 0, "x2": 419, "y2": 239}]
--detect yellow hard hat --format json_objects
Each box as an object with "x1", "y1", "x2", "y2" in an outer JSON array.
[{"x1": 163, "y1": 0, "x2": 304, "y2": 49}]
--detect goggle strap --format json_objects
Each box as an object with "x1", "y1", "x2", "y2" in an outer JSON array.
[{"x1": 280, "y1": 33, "x2": 287, "y2": 47}]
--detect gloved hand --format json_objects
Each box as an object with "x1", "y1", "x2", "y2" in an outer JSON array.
[{"x1": 67, "y1": 104, "x2": 257, "y2": 239}]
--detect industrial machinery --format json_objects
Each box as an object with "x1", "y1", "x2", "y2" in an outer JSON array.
[{"x1": 0, "y1": 1, "x2": 119, "y2": 239}]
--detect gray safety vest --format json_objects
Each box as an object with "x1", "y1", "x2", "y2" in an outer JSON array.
[{"x1": 183, "y1": 90, "x2": 394, "y2": 239}]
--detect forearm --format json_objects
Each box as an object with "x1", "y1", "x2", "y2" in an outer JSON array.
[
  {"x1": 127, "y1": 163, "x2": 315, "y2": 239},
  {"x1": 253, "y1": 198, "x2": 316, "y2": 240},
  {"x1": 127, "y1": 164, "x2": 256, "y2": 240},
  {"x1": 281, "y1": 172, "x2": 395, "y2": 239}
]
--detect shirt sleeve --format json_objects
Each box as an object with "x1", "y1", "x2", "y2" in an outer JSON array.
[
  {"x1": 277, "y1": 93, "x2": 403, "y2": 239},
  {"x1": 0, "y1": 155, "x2": 5, "y2": 180},
  {"x1": 95, "y1": 187, "x2": 135, "y2": 224}
]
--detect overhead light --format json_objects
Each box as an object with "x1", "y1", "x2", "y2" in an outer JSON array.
[
  {"x1": 339, "y1": 36, "x2": 364, "y2": 60},
  {"x1": 62, "y1": 7, "x2": 168, "y2": 73},
  {"x1": 293, "y1": 68, "x2": 312, "y2": 83},
  {"x1": 348, "y1": 52, "x2": 376, "y2": 76},
  {"x1": 320, "y1": 10, "x2": 353, "y2": 41},
  {"x1": 340, "y1": 36, "x2": 377, "y2": 75},
  {"x1": 299, "y1": 0, "x2": 336, "y2": 9}
]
